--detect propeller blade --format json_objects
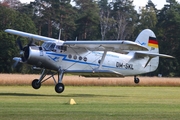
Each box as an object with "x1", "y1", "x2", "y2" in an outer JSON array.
[
  {"x1": 13, "y1": 61, "x2": 19, "y2": 68},
  {"x1": 16, "y1": 37, "x2": 23, "y2": 50},
  {"x1": 13, "y1": 57, "x2": 22, "y2": 61},
  {"x1": 28, "y1": 38, "x2": 34, "y2": 46},
  {"x1": 13, "y1": 57, "x2": 22, "y2": 68}
]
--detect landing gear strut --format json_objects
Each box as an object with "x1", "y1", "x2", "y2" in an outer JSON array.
[
  {"x1": 134, "y1": 76, "x2": 140, "y2": 84},
  {"x1": 31, "y1": 69, "x2": 65, "y2": 94},
  {"x1": 55, "y1": 70, "x2": 65, "y2": 93}
]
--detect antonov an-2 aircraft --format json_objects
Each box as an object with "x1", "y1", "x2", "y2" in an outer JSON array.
[{"x1": 5, "y1": 29, "x2": 174, "y2": 93}]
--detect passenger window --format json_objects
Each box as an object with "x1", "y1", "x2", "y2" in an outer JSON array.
[
  {"x1": 55, "y1": 45, "x2": 67, "y2": 51},
  {"x1": 79, "y1": 56, "x2": 82, "y2": 60},
  {"x1": 56, "y1": 46, "x2": 61, "y2": 50},
  {"x1": 68, "y1": 54, "x2": 72, "y2": 59},
  {"x1": 84, "y1": 57, "x2": 87, "y2": 61},
  {"x1": 73, "y1": 55, "x2": 77, "y2": 60}
]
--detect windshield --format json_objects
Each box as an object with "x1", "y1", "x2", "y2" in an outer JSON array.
[{"x1": 42, "y1": 42, "x2": 56, "y2": 51}]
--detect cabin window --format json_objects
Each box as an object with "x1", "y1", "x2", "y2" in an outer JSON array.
[
  {"x1": 84, "y1": 57, "x2": 87, "y2": 61},
  {"x1": 68, "y1": 54, "x2": 72, "y2": 59},
  {"x1": 56, "y1": 46, "x2": 61, "y2": 49},
  {"x1": 79, "y1": 56, "x2": 82, "y2": 60},
  {"x1": 73, "y1": 55, "x2": 77, "y2": 60},
  {"x1": 56, "y1": 45, "x2": 67, "y2": 51}
]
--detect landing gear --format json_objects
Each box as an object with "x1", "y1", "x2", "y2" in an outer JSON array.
[
  {"x1": 134, "y1": 76, "x2": 140, "y2": 84},
  {"x1": 32, "y1": 79, "x2": 41, "y2": 89},
  {"x1": 55, "y1": 70, "x2": 65, "y2": 93},
  {"x1": 31, "y1": 69, "x2": 65, "y2": 94},
  {"x1": 55, "y1": 83, "x2": 65, "y2": 93}
]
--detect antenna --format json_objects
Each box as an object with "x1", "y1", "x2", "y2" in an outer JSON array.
[
  {"x1": 75, "y1": 37, "x2": 77, "y2": 41},
  {"x1": 58, "y1": 29, "x2": 61, "y2": 40}
]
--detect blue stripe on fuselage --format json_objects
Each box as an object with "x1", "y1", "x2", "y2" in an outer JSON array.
[{"x1": 46, "y1": 52, "x2": 125, "y2": 70}]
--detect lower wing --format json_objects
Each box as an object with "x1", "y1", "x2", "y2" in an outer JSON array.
[{"x1": 64, "y1": 70, "x2": 124, "y2": 77}]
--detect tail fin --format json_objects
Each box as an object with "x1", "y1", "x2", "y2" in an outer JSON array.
[
  {"x1": 129, "y1": 29, "x2": 174, "y2": 74},
  {"x1": 134, "y1": 29, "x2": 159, "y2": 72},
  {"x1": 135, "y1": 29, "x2": 159, "y2": 53}
]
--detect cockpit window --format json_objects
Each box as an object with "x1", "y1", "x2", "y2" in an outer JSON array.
[
  {"x1": 42, "y1": 42, "x2": 56, "y2": 51},
  {"x1": 49, "y1": 43, "x2": 55, "y2": 51}
]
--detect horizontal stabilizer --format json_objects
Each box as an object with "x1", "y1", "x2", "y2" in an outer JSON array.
[
  {"x1": 135, "y1": 51, "x2": 175, "y2": 58},
  {"x1": 134, "y1": 51, "x2": 174, "y2": 68},
  {"x1": 64, "y1": 70, "x2": 124, "y2": 78}
]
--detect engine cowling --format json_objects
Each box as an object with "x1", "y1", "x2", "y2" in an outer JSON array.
[{"x1": 23, "y1": 46, "x2": 59, "y2": 70}]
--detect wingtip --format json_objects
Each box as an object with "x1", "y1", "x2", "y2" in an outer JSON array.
[
  {"x1": 4, "y1": 29, "x2": 13, "y2": 33},
  {"x1": 4, "y1": 29, "x2": 9, "y2": 32},
  {"x1": 165, "y1": 55, "x2": 175, "y2": 59}
]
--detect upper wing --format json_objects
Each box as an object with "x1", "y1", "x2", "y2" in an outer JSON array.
[
  {"x1": 5, "y1": 29, "x2": 63, "y2": 43},
  {"x1": 5, "y1": 29, "x2": 148, "y2": 53},
  {"x1": 63, "y1": 41, "x2": 148, "y2": 53}
]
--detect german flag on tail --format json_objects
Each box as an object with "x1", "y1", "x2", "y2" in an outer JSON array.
[{"x1": 148, "y1": 37, "x2": 158, "y2": 48}]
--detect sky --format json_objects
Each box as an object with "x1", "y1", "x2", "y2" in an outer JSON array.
[
  {"x1": 133, "y1": 0, "x2": 180, "y2": 10},
  {"x1": 19, "y1": 0, "x2": 180, "y2": 10}
]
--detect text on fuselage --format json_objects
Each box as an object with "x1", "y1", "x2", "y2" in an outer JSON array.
[{"x1": 116, "y1": 62, "x2": 133, "y2": 70}]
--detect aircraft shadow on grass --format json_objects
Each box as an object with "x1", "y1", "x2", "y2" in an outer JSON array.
[{"x1": 0, "y1": 93, "x2": 127, "y2": 98}]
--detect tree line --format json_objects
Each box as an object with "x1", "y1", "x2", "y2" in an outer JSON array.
[{"x1": 0, "y1": 0, "x2": 179, "y2": 77}]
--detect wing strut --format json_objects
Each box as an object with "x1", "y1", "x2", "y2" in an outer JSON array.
[
  {"x1": 98, "y1": 50, "x2": 107, "y2": 69},
  {"x1": 144, "y1": 57, "x2": 152, "y2": 68}
]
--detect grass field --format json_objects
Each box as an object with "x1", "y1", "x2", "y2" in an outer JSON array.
[
  {"x1": 0, "y1": 86, "x2": 180, "y2": 120},
  {"x1": 0, "y1": 74, "x2": 180, "y2": 120}
]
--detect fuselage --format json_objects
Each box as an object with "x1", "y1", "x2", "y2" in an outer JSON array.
[{"x1": 25, "y1": 43, "x2": 158, "y2": 76}]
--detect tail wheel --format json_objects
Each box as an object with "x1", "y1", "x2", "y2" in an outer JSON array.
[
  {"x1": 32, "y1": 79, "x2": 41, "y2": 89},
  {"x1": 134, "y1": 78, "x2": 140, "y2": 84},
  {"x1": 55, "y1": 83, "x2": 65, "y2": 93}
]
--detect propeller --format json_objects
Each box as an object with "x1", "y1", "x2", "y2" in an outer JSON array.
[
  {"x1": 12, "y1": 57, "x2": 22, "y2": 68},
  {"x1": 16, "y1": 37, "x2": 35, "y2": 51},
  {"x1": 16, "y1": 37, "x2": 24, "y2": 55},
  {"x1": 13, "y1": 37, "x2": 36, "y2": 68},
  {"x1": 16, "y1": 37, "x2": 23, "y2": 50},
  {"x1": 28, "y1": 37, "x2": 34, "y2": 46}
]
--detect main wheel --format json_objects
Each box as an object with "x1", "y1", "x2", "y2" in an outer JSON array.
[
  {"x1": 32, "y1": 79, "x2": 41, "y2": 89},
  {"x1": 134, "y1": 78, "x2": 140, "y2": 84},
  {"x1": 55, "y1": 83, "x2": 65, "y2": 93}
]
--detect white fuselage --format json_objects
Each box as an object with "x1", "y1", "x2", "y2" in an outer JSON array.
[{"x1": 28, "y1": 46, "x2": 158, "y2": 76}]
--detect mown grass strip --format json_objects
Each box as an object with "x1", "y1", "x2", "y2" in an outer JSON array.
[{"x1": 0, "y1": 86, "x2": 180, "y2": 120}]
